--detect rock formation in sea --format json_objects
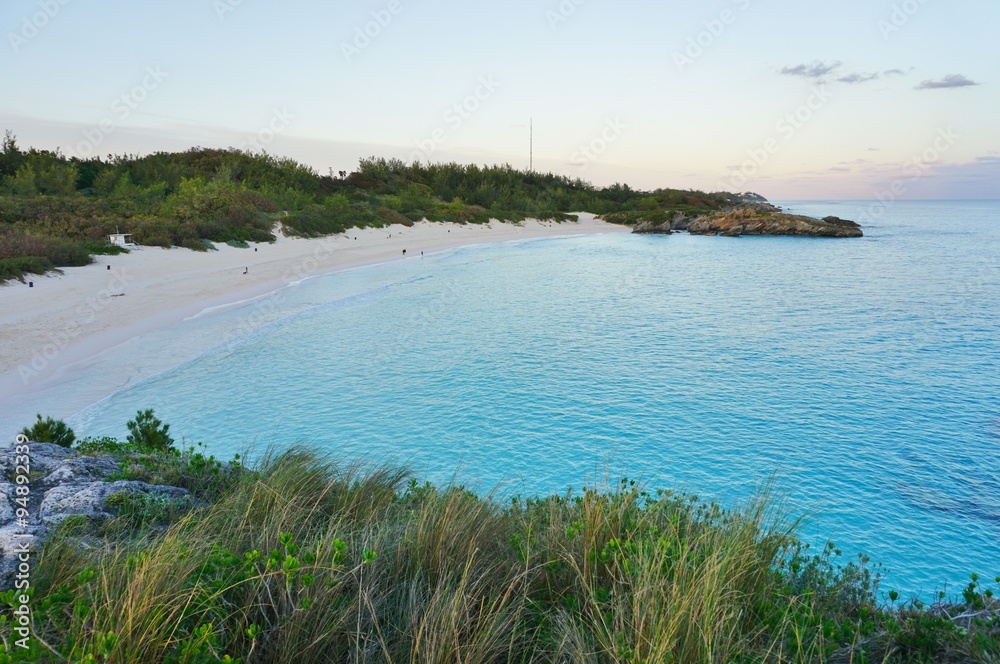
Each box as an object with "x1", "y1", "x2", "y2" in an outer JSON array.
[{"x1": 632, "y1": 205, "x2": 863, "y2": 238}]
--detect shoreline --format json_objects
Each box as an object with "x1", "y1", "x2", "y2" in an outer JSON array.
[{"x1": 0, "y1": 216, "x2": 628, "y2": 439}]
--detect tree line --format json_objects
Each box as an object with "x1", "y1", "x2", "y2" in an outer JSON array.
[{"x1": 0, "y1": 130, "x2": 749, "y2": 282}]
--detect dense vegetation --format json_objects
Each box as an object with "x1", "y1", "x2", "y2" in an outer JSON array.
[
  {"x1": 3, "y1": 415, "x2": 998, "y2": 663},
  {"x1": 0, "y1": 130, "x2": 748, "y2": 283}
]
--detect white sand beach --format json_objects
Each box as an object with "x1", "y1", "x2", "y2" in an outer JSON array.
[{"x1": 0, "y1": 216, "x2": 627, "y2": 429}]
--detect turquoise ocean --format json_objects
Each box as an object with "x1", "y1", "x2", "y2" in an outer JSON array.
[{"x1": 66, "y1": 200, "x2": 999, "y2": 597}]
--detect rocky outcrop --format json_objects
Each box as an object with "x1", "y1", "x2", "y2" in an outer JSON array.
[
  {"x1": 0, "y1": 443, "x2": 192, "y2": 588},
  {"x1": 633, "y1": 208, "x2": 862, "y2": 238},
  {"x1": 633, "y1": 220, "x2": 673, "y2": 234},
  {"x1": 38, "y1": 480, "x2": 190, "y2": 524},
  {"x1": 688, "y1": 209, "x2": 862, "y2": 237}
]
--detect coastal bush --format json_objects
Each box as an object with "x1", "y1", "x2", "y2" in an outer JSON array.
[
  {"x1": 0, "y1": 256, "x2": 51, "y2": 282},
  {"x1": 125, "y1": 409, "x2": 174, "y2": 453},
  {"x1": 0, "y1": 229, "x2": 92, "y2": 268},
  {"x1": 74, "y1": 436, "x2": 143, "y2": 456},
  {"x1": 19, "y1": 414, "x2": 76, "y2": 448},
  {"x1": 1, "y1": 132, "x2": 760, "y2": 281},
  {"x1": 79, "y1": 241, "x2": 129, "y2": 256},
  {"x1": 374, "y1": 206, "x2": 414, "y2": 227},
  {"x1": 103, "y1": 490, "x2": 195, "y2": 534},
  {"x1": 114, "y1": 441, "x2": 243, "y2": 502}
]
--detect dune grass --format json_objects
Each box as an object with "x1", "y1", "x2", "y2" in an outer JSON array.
[{"x1": 3, "y1": 445, "x2": 998, "y2": 663}]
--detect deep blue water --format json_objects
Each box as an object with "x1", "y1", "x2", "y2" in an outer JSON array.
[{"x1": 73, "y1": 201, "x2": 999, "y2": 598}]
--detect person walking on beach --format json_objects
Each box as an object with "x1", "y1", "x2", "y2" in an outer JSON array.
[{"x1": 402, "y1": 249, "x2": 406, "y2": 256}]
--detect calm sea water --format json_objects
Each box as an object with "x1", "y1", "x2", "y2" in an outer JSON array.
[{"x1": 71, "y1": 201, "x2": 999, "y2": 597}]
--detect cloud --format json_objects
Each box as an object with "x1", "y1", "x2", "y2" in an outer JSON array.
[
  {"x1": 784, "y1": 63, "x2": 912, "y2": 85},
  {"x1": 780, "y1": 61, "x2": 841, "y2": 79},
  {"x1": 837, "y1": 72, "x2": 880, "y2": 84},
  {"x1": 916, "y1": 74, "x2": 980, "y2": 90}
]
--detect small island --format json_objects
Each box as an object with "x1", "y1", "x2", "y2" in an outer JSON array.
[{"x1": 629, "y1": 204, "x2": 864, "y2": 238}]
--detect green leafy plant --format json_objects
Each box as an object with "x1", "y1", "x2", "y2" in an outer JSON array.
[
  {"x1": 126, "y1": 409, "x2": 175, "y2": 453},
  {"x1": 20, "y1": 414, "x2": 76, "y2": 448}
]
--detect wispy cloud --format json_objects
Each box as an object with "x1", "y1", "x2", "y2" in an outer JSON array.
[
  {"x1": 916, "y1": 74, "x2": 980, "y2": 90},
  {"x1": 836, "y1": 67, "x2": 911, "y2": 84},
  {"x1": 783, "y1": 62, "x2": 911, "y2": 85},
  {"x1": 780, "y1": 61, "x2": 841, "y2": 79},
  {"x1": 837, "y1": 72, "x2": 880, "y2": 84}
]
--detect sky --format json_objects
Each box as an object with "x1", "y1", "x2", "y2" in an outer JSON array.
[{"x1": 1, "y1": 0, "x2": 998, "y2": 200}]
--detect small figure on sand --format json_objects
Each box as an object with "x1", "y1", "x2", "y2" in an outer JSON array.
[
  {"x1": 402, "y1": 249, "x2": 406, "y2": 256},
  {"x1": 243, "y1": 267, "x2": 248, "y2": 275}
]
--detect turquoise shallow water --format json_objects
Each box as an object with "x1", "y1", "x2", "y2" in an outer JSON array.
[{"x1": 73, "y1": 201, "x2": 999, "y2": 597}]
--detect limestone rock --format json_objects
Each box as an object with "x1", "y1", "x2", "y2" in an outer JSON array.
[
  {"x1": 0, "y1": 483, "x2": 15, "y2": 523},
  {"x1": 40, "y1": 455, "x2": 120, "y2": 485},
  {"x1": 0, "y1": 443, "x2": 75, "y2": 479},
  {"x1": 633, "y1": 220, "x2": 672, "y2": 234},
  {"x1": 633, "y1": 207, "x2": 863, "y2": 238},
  {"x1": 0, "y1": 442, "x2": 193, "y2": 589},
  {"x1": 39, "y1": 480, "x2": 190, "y2": 524},
  {"x1": 687, "y1": 209, "x2": 863, "y2": 237},
  {"x1": 0, "y1": 523, "x2": 47, "y2": 584}
]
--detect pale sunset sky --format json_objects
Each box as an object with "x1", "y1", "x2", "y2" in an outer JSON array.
[{"x1": 1, "y1": 0, "x2": 997, "y2": 199}]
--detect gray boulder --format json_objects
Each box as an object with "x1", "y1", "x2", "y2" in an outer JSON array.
[
  {"x1": 0, "y1": 442, "x2": 193, "y2": 589},
  {"x1": 39, "y1": 480, "x2": 190, "y2": 524}
]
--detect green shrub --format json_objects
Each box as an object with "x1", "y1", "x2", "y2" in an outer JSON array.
[
  {"x1": 74, "y1": 436, "x2": 142, "y2": 456},
  {"x1": 375, "y1": 207, "x2": 414, "y2": 227},
  {"x1": 104, "y1": 490, "x2": 194, "y2": 532},
  {"x1": 0, "y1": 256, "x2": 52, "y2": 282},
  {"x1": 125, "y1": 409, "x2": 174, "y2": 453},
  {"x1": 142, "y1": 235, "x2": 172, "y2": 248},
  {"x1": 20, "y1": 414, "x2": 76, "y2": 448},
  {"x1": 80, "y1": 241, "x2": 130, "y2": 256}
]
